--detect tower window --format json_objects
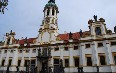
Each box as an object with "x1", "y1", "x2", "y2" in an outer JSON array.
[
  {"x1": 99, "y1": 55, "x2": 106, "y2": 65},
  {"x1": 47, "y1": 9, "x2": 50, "y2": 16},
  {"x1": 2, "y1": 59, "x2": 5, "y2": 66},
  {"x1": 52, "y1": 8, "x2": 55, "y2": 15},
  {"x1": 86, "y1": 57, "x2": 92, "y2": 66},
  {"x1": 4, "y1": 50, "x2": 7, "y2": 53},
  {"x1": 64, "y1": 59, "x2": 69, "y2": 67},
  {"x1": 74, "y1": 57, "x2": 79, "y2": 67}
]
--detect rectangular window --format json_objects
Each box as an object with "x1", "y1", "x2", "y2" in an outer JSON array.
[
  {"x1": 4, "y1": 50, "x2": 7, "y2": 53},
  {"x1": 74, "y1": 58, "x2": 79, "y2": 67},
  {"x1": 87, "y1": 57, "x2": 92, "y2": 66},
  {"x1": 19, "y1": 50, "x2": 22, "y2": 53},
  {"x1": 98, "y1": 43, "x2": 103, "y2": 47},
  {"x1": 74, "y1": 46, "x2": 78, "y2": 50},
  {"x1": 54, "y1": 59, "x2": 59, "y2": 65},
  {"x1": 32, "y1": 49, "x2": 36, "y2": 53},
  {"x1": 64, "y1": 59, "x2": 69, "y2": 67},
  {"x1": 64, "y1": 47, "x2": 68, "y2": 51},
  {"x1": 24, "y1": 60, "x2": 29, "y2": 67},
  {"x1": 99, "y1": 55, "x2": 106, "y2": 65},
  {"x1": 11, "y1": 50, "x2": 13, "y2": 53},
  {"x1": 31, "y1": 60, "x2": 36, "y2": 65},
  {"x1": 9, "y1": 59, "x2": 12, "y2": 66},
  {"x1": 114, "y1": 56, "x2": 116, "y2": 65},
  {"x1": 54, "y1": 47, "x2": 59, "y2": 51},
  {"x1": 2, "y1": 59, "x2": 5, "y2": 66},
  {"x1": 18, "y1": 60, "x2": 21, "y2": 66},
  {"x1": 85, "y1": 44, "x2": 90, "y2": 48},
  {"x1": 111, "y1": 42, "x2": 116, "y2": 46},
  {"x1": 26, "y1": 49, "x2": 30, "y2": 53}
]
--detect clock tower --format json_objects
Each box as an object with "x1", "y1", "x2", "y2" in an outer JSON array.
[{"x1": 38, "y1": 0, "x2": 59, "y2": 44}]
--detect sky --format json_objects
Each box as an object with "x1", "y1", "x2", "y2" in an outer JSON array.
[{"x1": 0, "y1": 0, "x2": 116, "y2": 41}]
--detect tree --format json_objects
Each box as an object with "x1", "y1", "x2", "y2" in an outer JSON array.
[{"x1": 0, "y1": 0, "x2": 8, "y2": 14}]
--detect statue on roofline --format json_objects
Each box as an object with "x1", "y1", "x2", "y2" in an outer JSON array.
[{"x1": 48, "y1": 0, "x2": 55, "y2": 3}]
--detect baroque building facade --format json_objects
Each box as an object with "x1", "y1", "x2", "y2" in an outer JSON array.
[{"x1": 0, "y1": 0, "x2": 116, "y2": 73}]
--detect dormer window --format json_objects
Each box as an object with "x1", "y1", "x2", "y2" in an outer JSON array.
[{"x1": 95, "y1": 27, "x2": 101, "y2": 35}]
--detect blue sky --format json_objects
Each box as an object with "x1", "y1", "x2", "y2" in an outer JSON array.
[{"x1": 0, "y1": 0, "x2": 116, "y2": 41}]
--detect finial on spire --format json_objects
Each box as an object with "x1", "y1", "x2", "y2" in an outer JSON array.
[{"x1": 48, "y1": 0, "x2": 55, "y2": 3}]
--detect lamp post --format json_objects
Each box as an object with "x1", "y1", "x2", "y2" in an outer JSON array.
[{"x1": 96, "y1": 66, "x2": 99, "y2": 73}]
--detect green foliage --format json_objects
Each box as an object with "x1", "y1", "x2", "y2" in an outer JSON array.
[{"x1": 0, "y1": 0, "x2": 8, "y2": 14}]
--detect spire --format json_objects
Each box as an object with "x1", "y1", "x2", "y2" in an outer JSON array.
[{"x1": 48, "y1": 0, "x2": 55, "y2": 3}]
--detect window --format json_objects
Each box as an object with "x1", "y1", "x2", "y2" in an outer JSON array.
[
  {"x1": 52, "y1": 8, "x2": 55, "y2": 15},
  {"x1": 19, "y1": 50, "x2": 22, "y2": 53},
  {"x1": 9, "y1": 59, "x2": 12, "y2": 66},
  {"x1": 95, "y1": 27, "x2": 101, "y2": 35},
  {"x1": 11, "y1": 50, "x2": 13, "y2": 53},
  {"x1": 98, "y1": 43, "x2": 103, "y2": 47},
  {"x1": 85, "y1": 44, "x2": 90, "y2": 48},
  {"x1": 18, "y1": 60, "x2": 21, "y2": 66},
  {"x1": 54, "y1": 47, "x2": 59, "y2": 51},
  {"x1": 111, "y1": 42, "x2": 116, "y2": 46},
  {"x1": 74, "y1": 58, "x2": 79, "y2": 67},
  {"x1": 64, "y1": 47, "x2": 68, "y2": 51},
  {"x1": 4, "y1": 50, "x2": 7, "y2": 53},
  {"x1": 26, "y1": 49, "x2": 30, "y2": 53},
  {"x1": 64, "y1": 59, "x2": 69, "y2": 67},
  {"x1": 54, "y1": 59, "x2": 59, "y2": 65},
  {"x1": 114, "y1": 56, "x2": 116, "y2": 65},
  {"x1": 24, "y1": 60, "x2": 29, "y2": 67},
  {"x1": 1, "y1": 59, "x2": 5, "y2": 66},
  {"x1": 99, "y1": 55, "x2": 106, "y2": 65},
  {"x1": 31, "y1": 60, "x2": 36, "y2": 65},
  {"x1": 86, "y1": 57, "x2": 92, "y2": 66},
  {"x1": 74, "y1": 46, "x2": 78, "y2": 50},
  {"x1": 47, "y1": 9, "x2": 50, "y2": 16},
  {"x1": 32, "y1": 49, "x2": 36, "y2": 53}
]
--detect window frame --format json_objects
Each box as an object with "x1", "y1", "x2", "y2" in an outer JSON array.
[
  {"x1": 74, "y1": 46, "x2": 78, "y2": 50},
  {"x1": 85, "y1": 44, "x2": 90, "y2": 48},
  {"x1": 64, "y1": 58, "x2": 69, "y2": 67},
  {"x1": 98, "y1": 43, "x2": 103, "y2": 47},
  {"x1": 64, "y1": 47, "x2": 68, "y2": 51},
  {"x1": 74, "y1": 57, "x2": 79, "y2": 67},
  {"x1": 99, "y1": 54, "x2": 106, "y2": 65}
]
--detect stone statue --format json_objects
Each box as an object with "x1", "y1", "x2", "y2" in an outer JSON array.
[
  {"x1": 79, "y1": 29, "x2": 83, "y2": 37},
  {"x1": 93, "y1": 15, "x2": 97, "y2": 21},
  {"x1": 49, "y1": 0, "x2": 55, "y2": 3},
  {"x1": 114, "y1": 26, "x2": 116, "y2": 33}
]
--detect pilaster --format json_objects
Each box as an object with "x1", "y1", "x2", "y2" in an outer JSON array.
[
  {"x1": 91, "y1": 42, "x2": 99, "y2": 66},
  {"x1": 80, "y1": 43, "x2": 86, "y2": 66}
]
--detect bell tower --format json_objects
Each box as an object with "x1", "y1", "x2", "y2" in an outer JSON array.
[{"x1": 38, "y1": 0, "x2": 59, "y2": 44}]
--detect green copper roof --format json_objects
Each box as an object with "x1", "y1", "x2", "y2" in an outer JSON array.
[{"x1": 45, "y1": 2, "x2": 58, "y2": 9}]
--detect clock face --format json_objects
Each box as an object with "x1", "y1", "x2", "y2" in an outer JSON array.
[{"x1": 45, "y1": 17, "x2": 50, "y2": 23}]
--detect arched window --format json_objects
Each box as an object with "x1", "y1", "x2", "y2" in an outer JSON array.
[
  {"x1": 52, "y1": 8, "x2": 55, "y2": 15},
  {"x1": 47, "y1": 9, "x2": 50, "y2": 16}
]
